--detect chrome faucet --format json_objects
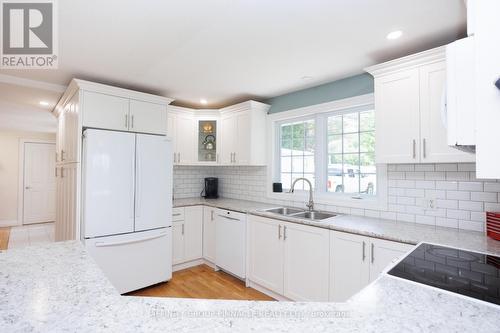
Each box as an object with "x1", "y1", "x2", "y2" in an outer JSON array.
[{"x1": 289, "y1": 178, "x2": 314, "y2": 211}]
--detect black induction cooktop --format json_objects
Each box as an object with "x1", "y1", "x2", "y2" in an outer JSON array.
[{"x1": 387, "y1": 243, "x2": 500, "y2": 306}]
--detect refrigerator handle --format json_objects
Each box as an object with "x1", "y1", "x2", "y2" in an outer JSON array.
[
  {"x1": 135, "y1": 147, "x2": 141, "y2": 218},
  {"x1": 94, "y1": 231, "x2": 168, "y2": 247}
]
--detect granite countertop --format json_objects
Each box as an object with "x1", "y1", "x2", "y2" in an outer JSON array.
[
  {"x1": 174, "y1": 197, "x2": 500, "y2": 256},
  {"x1": 1, "y1": 241, "x2": 499, "y2": 332}
]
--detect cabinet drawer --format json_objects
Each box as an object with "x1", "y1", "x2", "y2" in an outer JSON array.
[{"x1": 172, "y1": 207, "x2": 185, "y2": 221}]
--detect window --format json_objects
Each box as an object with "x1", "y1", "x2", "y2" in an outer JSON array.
[
  {"x1": 327, "y1": 110, "x2": 376, "y2": 195},
  {"x1": 275, "y1": 105, "x2": 378, "y2": 197},
  {"x1": 279, "y1": 119, "x2": 315, "y2": 190}
]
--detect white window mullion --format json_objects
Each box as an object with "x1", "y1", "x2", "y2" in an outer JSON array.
[{"x1": 315, "y1": 113, "x2": 327, "y2": 193}]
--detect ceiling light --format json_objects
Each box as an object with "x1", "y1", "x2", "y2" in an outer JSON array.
[
  {"x1": 386, "y1": 30, "x2": 403, "y2": 40},
  {"x1": 200, "y1": 99, "x2": 208, "y2": 105},
  {"x1": 39, "y1": 101, "x2": 50, "y2": 106}
]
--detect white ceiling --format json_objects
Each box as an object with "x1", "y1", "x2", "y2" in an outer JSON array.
[{"x1": 0, "y1": 0, "x2": 466, "y2": 126}]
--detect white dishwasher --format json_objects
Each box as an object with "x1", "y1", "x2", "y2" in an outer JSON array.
[{"x1": 215, "y1": 209, "x2": 246, "y2": 279}]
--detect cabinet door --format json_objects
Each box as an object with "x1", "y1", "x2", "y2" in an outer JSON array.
[
  {"x1": 475, "y1": 0, "x2": 500, "y2": 179},
  {"x1": 172, "y1": 221, "x2": 185, "y2": 265},
  {"x1": 184, "y1": 206, "x2": 203, "y2": 261},
  {"x1": 176, "y1": 115, "x2": 196, "y2": 164},
  {"x1": 56, "y1": 110, "x2": 65, "y2": 163},
  {"x1": 369, "y1": 239, "x2": 414, "y2": 282},
  {"x1": 248, "y1": 216, "x2": 284, "y2": 294},
  {"x1": 330, "y1": 231, "x2": 370, "y2": 302},
  {"x1": 54, "y1": 168, "x2": 64, "y2": 241},
  {"x1": 419, "y1": 62, "x2": 475, "y2": 163},
  {"x1": 130, "y1": 100, "x2": 167, "y2": 135},
  {"x1": 375, "y1": 69, "x2": 421, "y2": 163},
  {"x1": 283, "y1": 222, "x2": 330, "y2": 301},
  {"x1": 234, "y1": 111, "x2": 251, "y2": 165},
  {"x1": 203, "y1": 207, "x2": 216, "y2": 263},
  {"x1": 220, "y1": 115, "x2": 236, "y2": 164},
  {"x1": 82, "y1": 91, "x2": 129, "y2": 131},
  {"x1": 63, "y1": 96, "x2": 80, "y2": 163}
]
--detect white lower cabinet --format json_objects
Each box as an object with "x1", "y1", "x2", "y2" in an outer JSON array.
[
  {"x1": 248, "y1": 216, "x2": 284, "y2": 294},
  {"x1": 329, "y1": 231, "x2": 413, "y2": 301},
  {"x1": 202, "y1": 206, "x2": 216, "y2": 263},
  {"x1": 171, "y1": 206, "x2": 203, "y2": 265},
  {"x1": 283, "y1": 222, "x2": 330, "y2": 302},
  {"x1": 248, "y1": 215, "x2": 330, "y2": 301}
]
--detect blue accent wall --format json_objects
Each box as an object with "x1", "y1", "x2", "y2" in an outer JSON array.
[{"x1": 266, "y1": 73, "x2": 374, "y2": 113}]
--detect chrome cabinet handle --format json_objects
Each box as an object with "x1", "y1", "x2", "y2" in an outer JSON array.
[
  {"x1": 412, "y1": 140, "x2": 416, "y2": 159},
  {"x1": 283, "y1": 225, "x2": 287, "y2": 241},
  {"x1": 371, "y1": 243, "x2": 375, "y2": 263},
  {"x1": 181, "y1": 224, "x2": 184, "y2": 235},
  {"x1": 172, "y1": 213, "x2": 181, "y2": 217},
  {"x1": 422, "y1": 138, "x2": 427, "y2": 159},
  {"x1": 25, "y1": 186, "x2": 32, "y2": 190},
  {"x1": 60, "y1": 167, "x2": 64, "y2": 178},
  {"x1": 125, "y1": 114, "x2": 129, "y2": 128},
  {"x1": 131, "y1": 115, "x2": 134, "y2": 129},
  {"x1": 211, "y1": 210, "x2": 214, "y2": 221},
  {"x1": 60, "y1": 150, "x2": 65, "y2": 161},
  {"x1": 55, "y1": 167, "x2": 58, "y2": 177},
  {"x1": 362, "y1": 241, "x2": 366, "y2": 261},
  {"x1": 177, "y1": 153, "x2": 181, "y2": 163},
  {"x1": 278, "y1": 225, "x2": 282, "y2": 239},
  {"x1": 233, "y1": 152, "x2": 236, "y2": 163},
  {"x1": 173, "y1": 152, "x2": 176, "y2": 163},
  {"x1": 55, "y1": 152, "x2": 58, "y2": 162}
]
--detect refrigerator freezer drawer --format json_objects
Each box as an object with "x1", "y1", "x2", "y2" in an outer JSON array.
[{"x1": 85, "y1": 228, "x2": 172, "y2": 294}]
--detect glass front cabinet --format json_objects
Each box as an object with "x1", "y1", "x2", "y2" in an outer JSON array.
[{"x1": 197, "y1": 119, "x2": 218, "y2": 163}]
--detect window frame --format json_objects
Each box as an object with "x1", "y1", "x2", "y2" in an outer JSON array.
[{"x1": 267, "y1": 94, "x2": 387, "y2": 211}]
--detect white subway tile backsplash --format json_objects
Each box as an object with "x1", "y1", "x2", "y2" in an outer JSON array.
[{"x1": 173, "y1": 163, "x2": 499, "y2": 233}]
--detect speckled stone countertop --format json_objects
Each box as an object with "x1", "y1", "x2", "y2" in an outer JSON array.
[
  {"x1": 174, "y1": 197, "x2": 500, "y2": 256},
  {"x1": 1, "y1": 241, "x2": 499, "y2": 332}
]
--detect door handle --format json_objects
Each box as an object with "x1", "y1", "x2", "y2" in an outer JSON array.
[
  {"x1": 362, "y1": 241, "x2": 366, "y2": 261},
  {"x1": 177, "y1": 153, "x2": 181, "y2": 163},
  {"x1": 233, "y1": 152, "x2": 236, "y2": 163},
  {"x1": 422, "y1": 138, "x2": 427, "y2": 159},
  {"x1": 371, "y1": 243, "x2": 375, "y2": 263},
  {"x1": 173, "y1": 152, "x2": 176, "y2": 163},
  {"x1": 172, "y1": 213, "x2": 181, "y2": 217},
  {"x1": 55, "y1": 152, "x2": 58, "y2": 162}
]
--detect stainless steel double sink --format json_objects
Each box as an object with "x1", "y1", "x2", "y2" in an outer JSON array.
[{"x1": 264, "y1": 207, "x2": 337, "y2": 221}]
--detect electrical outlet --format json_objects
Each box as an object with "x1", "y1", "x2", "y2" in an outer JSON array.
[{"x1": 423, "y1": 198, "x2": 436, "y2": 210}]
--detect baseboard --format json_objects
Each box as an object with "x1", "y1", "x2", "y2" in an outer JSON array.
[
  {"x1": 247, "y1": 280, "x2": 291, "y2": 301},
  {"x1": 0, "y1": 220, "x2": 19, "y2": 227}
]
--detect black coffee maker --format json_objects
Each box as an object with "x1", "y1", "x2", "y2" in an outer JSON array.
[{"x1": 202, "y1": 177, "x2": 219, "y2": 199}]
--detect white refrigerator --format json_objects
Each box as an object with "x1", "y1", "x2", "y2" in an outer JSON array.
[{"x1": 82, "y1": 129, "x2": 172, "y2": 294}]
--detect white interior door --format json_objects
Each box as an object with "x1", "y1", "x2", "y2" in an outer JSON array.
[
  {"x1": 23, "y1": 142, "x2": 56, "y2": 224},
  {"x1": 134, "y1": 134, "x2": 172, "y2": 232},
  {"x1": 83, "y1": 129, "x2": 135, "y2": 238}
]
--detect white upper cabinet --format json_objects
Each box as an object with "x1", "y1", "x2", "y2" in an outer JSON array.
[
  {"x1": 474, "y1": 0, "x2": 500, "y2": 179},
  {"x1": 80, "y1": 81, "x2": 172, "y2": 135},
  {"x1": 419, "y1": 62, "x2": 474, "y2": 163},
  {"x1": 374, "y1": 69, "x2": 420, "y2": 163},
  {"x1": 219, "y1": 101, "x2": 270, "y2": 166},
  {"x1": 366, "y1": 47, "x2": 474, "y2": 164},
  {"x1": 129, "y1": 100, "x2": 167, "y2": 135},
  {"x1": 82, "y1": 91, "x2": 129, "y2": 131},
  {"x1": 167, "y1": 111, "x2": 196, "y2": 165}
]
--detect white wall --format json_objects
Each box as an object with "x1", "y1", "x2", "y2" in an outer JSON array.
[
  {"x1": 0, "y1": 130, "x2": 55, "y2": 226},
  {"x1": 173, "y1": 163, "x2": 498, "y2": 233}
]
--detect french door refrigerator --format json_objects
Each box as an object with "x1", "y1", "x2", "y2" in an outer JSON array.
[{"x1": 82, "y1": 129, "x2": 172, "y2": 294}]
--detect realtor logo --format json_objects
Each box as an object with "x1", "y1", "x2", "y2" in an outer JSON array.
[{"x1": 1, "y1": 0, "x2": 58, "y2": 68}]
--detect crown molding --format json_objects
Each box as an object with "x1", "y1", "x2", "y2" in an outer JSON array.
[
  {"x1": 364, "y1": 46, "x2": 446, "y2": 77},
  {"x1": 219, "y1": 100, "x2": 270, "y2": 115}
]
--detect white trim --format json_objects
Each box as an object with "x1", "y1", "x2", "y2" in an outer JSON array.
[
  {"x1": 266, "y1": 93, "x2": 388, "y2": 210},
  {"x1": 246, "y1": 280, "x2": 292, "y2": 301},
  {"x1": 172, "y1": 258, "x2": 216, "y2": 272},
  {"x1": 364, "y1": 46, "x2": 445, "y2": 77},
  {"x1": 0, "y1": 220, "x2": 18, "y2": 227},
  {"x1": 18, "y1": 139, "x2": 56, "y2": 226}
]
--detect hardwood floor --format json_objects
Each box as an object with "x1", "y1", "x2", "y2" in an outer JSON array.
[
  {"x1": 127, "y1": 264, "x2": 274, "y2": 301},
  {"x1": 0, "y1": 227, "x2": 10, "y2": 250}
]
